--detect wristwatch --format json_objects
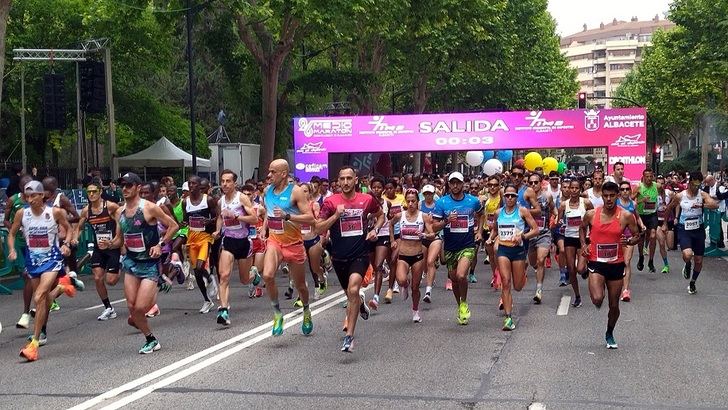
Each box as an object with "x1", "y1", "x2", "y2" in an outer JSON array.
[{"x1": 284, "y1": 213, "x2": 291, "y2": 221}]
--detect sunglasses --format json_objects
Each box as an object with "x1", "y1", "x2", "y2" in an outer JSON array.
[
  {"x1": 528, "y1": 180, "x2": 540, "y2": 185},
  {"x1": 86, "y1": 189, "x2": 101, "y2": 194},
  {"x1": 487, "y1": 183, "x2": 499, "y2": 188},
  {"x1": 504, "y1": 193, "x2": 517, "y2": 198},
  {"x1": 620, "y1": 188, "x2": 631, "y2": 191},
  {"x1": 549, "y1": 177, "x2": 560, "y2": 181},
  {"x1": 511, "y1": 173, "x2": 524, "y2": 177},
  {"x1": 122, "y1": 183, "x2": 136, "y2": 189}
]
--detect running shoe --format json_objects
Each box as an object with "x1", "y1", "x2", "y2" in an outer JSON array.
[
  {"x1": 558, "y1": 271, "x2": 568, "y2": 287},
  {"x1": 359, "y1": 291, "x2": 370, "y2": 320},
  {"x1": 682, "y1": 261, "x2": 692, "y2": 280},
  {"x1": 468, "y1": 272, "x2": 477, "y2": 283},
  {"x1": 314, "y1": 281, "x2": 326, "y2": 300},
  {"x1": 206, "y1": 275, "x2": 219, "y2": 300},
  {"x1": 171, "y1": 260, "x2": 185, "y2": 284},
  {"x1": 572, "y1": 296, "x2": 583, "y2": 308},
  {"x1": 422, "y1": 291, "x2": 432, "y2": 303},
  {"x1": 139, "y1": 339, "x2": 161, "y2": 354},
  {"x1": 58, "y1": 276, "x2": 76, "y2": 298},
  {"x1": 284, "y1": 281, "x2": 295, "y2": 299},
  {"x1": 322, "y1": 250, "x2": 333, "y2": 273},
  {"x1": 533, "y1": 288, "x2": 543, "y2": 304},
  {"x1": 392, "y1": 282, "x2": 400, "y2": 294},
  {"x1": 293, "y1": 297, "x2": 304, "y2": 308},
  {"x1": 661, "y1": 265, "x2": 670, "y2": 274},
  {"x1": 445, "y1": 279, "x2": 453, "y2": 291},
  {"x1": 50, "y1": 300, "x2": 60, "y2": 311},
  {"x1": 217, "y1": 308, "x2": 231, "y2": 326},
  {"x1": 301, "y1": 309, "x2": 313, "y2": 335},
  {"x1": 457, "y1": 301, "x2": 471, "y2": 325},
  {"x1": 68, "y1": 271, "x2": 85, "y2": 291},
  {"x1": 250, "y1": 266, "x2": 261, "y2": 286},
  {"x1": 16, "y1": 313, "x2": 31, "y2": 329},
  {"x1": 605, "y1": 334, "x2": 618, "y2": 349},
  {"x1": 272, "y1": 312, "x2": 284, "y2": 336},
  {"x1": 484, "y1": 254, "x2": 490, "y2": 265},
  {"x1": 368, "y1": 294, "x2": 379, "y2": 311},
  {"x1": 98, "y1": 307, "x2": 117, "y2": 321},
  {"x1": 199, "y1": 301, "x2": 215, "y2": 314},
  {"x1": 637, "y1": 256, "x2": 644, "y2": 272},
  {"x1": 412, "y1": 310, "x2": 422, "y2": 323},
  {"x1": 498, "y1": 297, "x2": 504, "y2": 311},
  {"x1": 384, "y1": 289, "x2": 393, "y2": 304},
  {"x1": 281, "y1": 263, "x2": 290, "y2": 276},
  {"x1": 145, "y1": 304, "x2": 160, "y2": 318},
  {"x1": 158, "y1": 282, "x2": 172, "y2": 294},
  {"x1": 341, "y1": 335, "x2": 354, "y2": 352},
  {"x1": 248, "y1": 283, "x2": 257, "y2": 298},
  {"x1": 27, "y1": 332, "x2": 47, "y2": 346},
  {"x1": 502, "y1": 316, "x2": 515, "y2": 331},
  {"x1": 186, "y1": 277, "x2": 195, "y2": 290},
  {"x1": 687, "y1": 281, "x2": 696, "y2": 295},
  {"x1": 648, "y1": 260, "x2": 656, "y2": 273},
  {"x1": 620, "y1": 289, "x2": 631, "y2": 302},
  {"x1": 382, "y1": 263, "x2": 390, "y2": 281},
  {"x1": 20, "y1": 341, "x2": 39, "y2": 361}
]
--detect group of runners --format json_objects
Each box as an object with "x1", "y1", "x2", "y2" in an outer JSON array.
[{"x1": 1, "y1": 158, "x2": 719, "y2": 360}]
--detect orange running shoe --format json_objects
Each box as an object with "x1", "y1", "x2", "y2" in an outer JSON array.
[
  {"x1": 20, "y1": 340, "x2": 39, "y2": 361},
  {"x1": 58, "y1": 276, "x2": 76, "y2": 298}
]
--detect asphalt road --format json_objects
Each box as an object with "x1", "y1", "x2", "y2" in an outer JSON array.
[{"x1": 0, "y1": 250, "x2": 727, "y2": 410}]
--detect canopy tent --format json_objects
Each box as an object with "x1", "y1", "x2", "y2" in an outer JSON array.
[{"x1": 117, "y1": 137, "x2": 210, "y2": 177}]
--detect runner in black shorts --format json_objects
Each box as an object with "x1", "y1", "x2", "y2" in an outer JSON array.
[
  {"x1": 75, "y1": 177, "x2": 123, "y2": 321},
  {"x1": 317, "y1": 166, "x2": 383, "y2": 352},
  {"x1": 366, "y1": 177, "x2": 391, "y2": 310}
]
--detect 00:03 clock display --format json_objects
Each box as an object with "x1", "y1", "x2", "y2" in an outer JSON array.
[{"x1": 434, "y1": 136, "x2": 495, "y2": 146}]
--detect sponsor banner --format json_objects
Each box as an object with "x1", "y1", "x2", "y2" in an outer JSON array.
[{"x1": 293, "y1": 108, "x2": 647, "y2": 181}]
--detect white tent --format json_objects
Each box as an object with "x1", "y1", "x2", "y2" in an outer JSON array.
[{"x1": 117, "y1": 137, "x2": 211, "y2": 173}]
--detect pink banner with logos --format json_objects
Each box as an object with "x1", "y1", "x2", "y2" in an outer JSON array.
[{"x1": 293, "y1": 108, "x2": 647, "y2": 181}]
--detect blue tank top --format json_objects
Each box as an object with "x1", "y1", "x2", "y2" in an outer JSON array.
[
  {"x1": 264, "y1": 183, "x2": 299, "y2": 217},
  {"x1": 517, "y1": 185, "x2": 529, "y2": 208},
  {"x1": 264, "y1": 183, "x2": 302, "y2": 243},
  {"x1": 617, "y1": 198, "x2": 636, "y2": 214},
  {"x1": 420, "y1": 201, "x2": 436, "y2": 214},
  {"x1": 497, "y1": 206, "x2": 525, "y2": 247}
]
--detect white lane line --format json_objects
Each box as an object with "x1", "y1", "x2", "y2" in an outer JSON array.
[
  {"x1": 99, "y1": 293, "x2": 348, "y2": 410},
  {"x1": 68, "y1": 288, "x2": 348, "y2": 410},
  {"x1": 556, "y1": 295, "x2": 570, "y2": 316},
  {"x1": 84, "y1": 298, "x2": 127, "y2": 311},
  {"x1": 528, "y1": 403, "x2": 546, "y2": 410}
]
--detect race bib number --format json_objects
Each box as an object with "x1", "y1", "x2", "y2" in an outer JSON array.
[
  {"x1": 124, "y1": 232, "x2": 146, "y2": 253},
  {"x1": 450, "y1": 215, "x2": 469, "y2": 233},
  {"x1": 684, "y1": 218, "x2": 700, "y2": 231},
  {"x1": 28, "y1": 234, "x2": 50, "y2": 250},
  {"x1": 400, "y1": 223, "x2": 421, "y2": 241},
  {"x1": 223, "y1": 216, "x2": 242, "y2": 229},
  {"x1": 189, "y1": 216, "x2": 206, "y2": 231},
  {"x1": 644, "y1": 201, "x2": 656, "y2": 210},
  {"x1": 657, "y1": 210, "x2": 666, "y2": 221},
  {"x1": 390, "y1": 205, "x2": 402, "y2": 216},
  {"x1": 248, "y1": 226, "x2": 257, "y2": 239},
  {"x1": 378, "y1": 222, "x2": 390, "y2": 236},
  {"x1": 498, "y1": 224, "x2": 516, "y2": 242},
  {"x1": 268, "y1": 217, "x2": 284, "y2": 235},
  {"x1": 536, "y1": 216, "x2": 547, "y2": 229},
  {"x1": 340, "y1": 215, "x2": 364, "y2": 237},
  {"x1": 596, "y1": 243, "x2": 618, "y2": 263},
  {"x1": 300, "y1": 223, "x2": 312, "y2": 235},
  {"x1": 96, "y1": 232, "x2": 112, "y2": 242},
  {"x1": 567, "y1": 216, "x2": 582, "y2": 227}
]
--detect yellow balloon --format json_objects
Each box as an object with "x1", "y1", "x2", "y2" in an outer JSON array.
[
  {"x1": 542, "y1": 157, "x2": 558, "y2": 175},
  {"x1": 523, "y1": 152, "x2": 543, "y2": 171}
]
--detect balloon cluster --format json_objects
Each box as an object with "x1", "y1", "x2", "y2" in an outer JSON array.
[{"x1": 466, "y1": 150, "x2": 567, "y2": 176}]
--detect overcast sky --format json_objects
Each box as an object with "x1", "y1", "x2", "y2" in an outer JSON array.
[{"x1": 548, "y1": 0, "x2": 674, "y2": 36}]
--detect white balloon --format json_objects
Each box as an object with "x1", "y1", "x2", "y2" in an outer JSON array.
[
  {"x1": 482, "y1": 158, "x2": 503, "y2": 176},
  {"x1": 465, "y1": 151, "x2": 485, "y2": 167}
]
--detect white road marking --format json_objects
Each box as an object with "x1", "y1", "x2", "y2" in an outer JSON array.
[
  {"x1": 84, "y1": 298, "x2": 127, "y2": 311},
  {"x1": 528, "y1": 402, "x2": 546, "y2": 410},
  {"x1": 98, "y1": 293, "x2": 348, "y2": 410},
  {"x1": 68, "y1": 288, "x2": 351, "y2": 410},
  {"x1": 556, "y1": 295, "x2": 570, "y2": 316}
]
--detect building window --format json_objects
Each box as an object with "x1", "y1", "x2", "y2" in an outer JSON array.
[
  {"x1": 578, "y1": 67, "x2": 594, "y2": 74},
  {"x1": 593, "y1": 50, "x2": 606, "y2": 59},
  {"x1": 608, "y1": 49, "x2": 634, "y2": 57},
  {"x1": 609, "y1": 63, "x2": 633, "y2": 71}
]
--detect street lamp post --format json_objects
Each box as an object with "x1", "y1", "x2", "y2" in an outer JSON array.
[{"x1": 186, "y1": 0, "x2": 197, "y2": 174}]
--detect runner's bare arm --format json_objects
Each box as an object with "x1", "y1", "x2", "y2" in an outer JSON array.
[
  {"x1": 622, "y1": 211, "x2": 640, "y2": 245},
  {"x1": 6, "y1": 209, "x2": 24, "y2": 260},
  {"x1": 2, "y1": 198, "x2": 13, "y2": 229},
  {"x1": 520, "y1": 207, "x2": 539, "y2": 240},
  {"x1": 239, "y1": 194, "x2": 259, "y2": 225},
  {"x1": 61, "y1": 195, "x2": 80, "y2": 222},
  {"x1": 147, "y1": 202, "x2": 179, "y2": 245},
  {"x1": 579, "y1": 209, "x2": 594, "y2": 255},
  {"x1": 213, "y1": 200, "x2": 223, "y2": 239},
  {"x1": 702, "y1": 191, "x2": 719, "y2": 209},
  {"x1": 526, "y1": 187, "x2": 542, "y2": 217},
  {"x1": 73, "y1": 207, "x2": 89, "y2": 244},
  {"x1": 110, "y1": 213, "x2": 123, "y2": 249},
  {"x1": 584, "y1": 199, "x2": 594, "y2": 211},
  {"x1": 289, "y1": 185, "x2": 316, "y2": 225},
  {"x1": 53, "y1": 208, "x2": 73, "y2": 256},
  {"x1": 315, "y1": 203, "x2": 344, "y2": 234}
]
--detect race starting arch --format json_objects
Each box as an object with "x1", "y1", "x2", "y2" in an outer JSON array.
[{"x1": 292, "y1": 108, "x2": 647, "y2": 182}]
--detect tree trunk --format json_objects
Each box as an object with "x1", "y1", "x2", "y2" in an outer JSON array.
[
  {"x1": 0, "y1": 0, "x2": 13, "y2": 135},
  {"x1": 259, "y1": 63, "x2": 280, "y2": 174}
]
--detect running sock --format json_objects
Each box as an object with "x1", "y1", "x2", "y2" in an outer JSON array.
[
  {"x1": 606, "y1": 325, "x2": 615, "y2": 337},
  {"x1": 663, "y1": 257, "x2": 669, "y2": 266},
  {"x1": 271, "y1": 301, "x2": 281, "y2": 314},
  {"x1": 102, "y1": 298, "x2": 111, "y2": 309},
  {"x1": 691, "y1": 270, "x2": 701, "y2": 281},
  {"x1": 425, "y1": 286, "x2": 432, "y2": 294},
  {"x1": 145, "y1": 333, "x2": 156, "y2": 343},
  {"x1": 41, "y1": 325, "x2": 47, "y2": 334},
  {"x1": 536, "y1": 283, "x2": 543, "y2": 291},
  {"x1": 303, "y1": 304, "x2": 310, "y2": 312}
]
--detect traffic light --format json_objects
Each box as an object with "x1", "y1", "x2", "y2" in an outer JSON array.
[
  {"x1": 79, "y1": 61, "x2": 106, "y2": 114},
  {"x1": 42, "y1": 73, "x2": 66, "y2": 130},
  {"x1": 577, "y1": 92, "x2": 587, "y2": 109}
]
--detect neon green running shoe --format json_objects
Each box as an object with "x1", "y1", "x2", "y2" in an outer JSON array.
[
  {"x1": 50, "y1": 300, "x2": 60, "y2": 312},
  {"x1": 272, "y1": 312, "x2": 284, "y2": 336},
  {"x1": 503, "y1": 316, "x2": 515, "y2": 331},
  {"x1": 457, "y1": 301, "x2": 471, "y2": 325},
  {"x1": 301, "y1": 309, "x2": 313, "y2": 335},
  {"x1": 293, "y1": 297, "x2": 304, "y2": 308},
  {"x1": 661, "y1": 265, "x2": 670, "y2": 274}
]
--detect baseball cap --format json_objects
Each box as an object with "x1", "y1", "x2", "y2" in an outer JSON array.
[
  {"x1": 448, "y1": 172, "x2": 464, "y2": 182},
  {"x1": 421, "y1": 184, "x2": 435, "y2": 194},
  {"x1": 117, "y1": 172, "x2": 142, "y2": 185},
  {"x1": 24, "y1": 180, "x2": 44, "y2": 194},
  {"x1": 182, "y1": 181, "x2": 189, "y2": 191}
]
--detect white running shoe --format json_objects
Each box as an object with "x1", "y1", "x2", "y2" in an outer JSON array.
[
  {"x1": 207, "y1": 275, "x2": 219, "y2": 300},
  {"x1": 392, "y1": 282, "x2": 400, "y2": 294},
  {"x1": 412, "y1": 310, "x2": 422, "y2": 323},
  {"x1": 16, "y1": 313, "x2": 31, "y2": 329},
  {"x1": 97, "y1": 307, "x2": 117, "y2": 321},
  {"x1": 200, "y1": 301, "x2": 215, "y2": 314}
]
